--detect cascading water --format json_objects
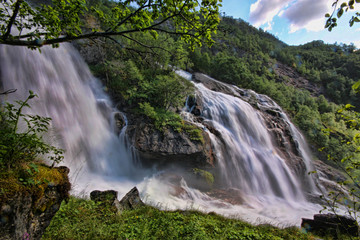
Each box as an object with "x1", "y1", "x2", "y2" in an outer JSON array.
[
  {"x1": 0, "y1": 45, "x2": 322, "y2": 226},
  {"x1": 0, "y1": 44, "x2": 146, "y2": 196}
]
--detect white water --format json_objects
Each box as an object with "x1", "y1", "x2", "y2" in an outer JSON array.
[{"x1": 0, "y1": 45, "x2": 322, "y2": 226}]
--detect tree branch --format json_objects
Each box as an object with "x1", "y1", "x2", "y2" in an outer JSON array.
[{"x1": 3, "y1": 0, "x2": 23, "y2": 39}]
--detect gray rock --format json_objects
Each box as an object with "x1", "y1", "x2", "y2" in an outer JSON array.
[
  {"x1": 126, "y1": 120, "x2": 214, "y2": 169},
  {"x1": 119, "y1": 187, "x2": 145, "y2": 211},
  {"x1": 301, "y1": 213, "x2": 358, "y2": 237},
  {"x1": 90, "y1": 190, "x2": 118, "y2": 204},
  {"x1": 90, "y1": 187, "x2": 145, "y2": 213}
]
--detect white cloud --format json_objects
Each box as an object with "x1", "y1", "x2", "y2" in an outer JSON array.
[
  {"x1": 264, "y1": 22, "x2": 273, "y2": 31},
  {"x1": 249, "y1": 0, "x2": 338, "y2": 33},
  {"x1": 249, "y1": 0, "x2": 292, "y2": 27},
  {"x1": 282, "y1": 0, "x2": 333, "y2": 33}
]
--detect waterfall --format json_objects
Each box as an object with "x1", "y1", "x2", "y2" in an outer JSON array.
[
  {"x1": 0, "y1": 44, "x2": 145, "y2": 195},
  {"x1": 0, "y1": 45, "x2": 322, "y2": 226}
]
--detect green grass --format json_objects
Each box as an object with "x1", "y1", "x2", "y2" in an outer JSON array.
[{"x1": 42, "y1": 197, "x2": 321, "y2": 240}]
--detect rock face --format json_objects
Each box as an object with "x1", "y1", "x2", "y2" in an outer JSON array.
[
  {"x1": 301, "y1": 214, "x2": 359, "y2": 237},
  {"x1": 272, "y1": 62, "x2": 324, "y2": 97},
  {"x1": 126, "y1": 119, "x2": 215, "y2": 169},
  {"x1": 0, "y1": 166, "x2": 71, "y2": 240}
]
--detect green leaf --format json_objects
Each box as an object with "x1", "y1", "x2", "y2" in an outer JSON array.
[{"x1": 337, "y1": 8, "x2": 344, "y2": 18}]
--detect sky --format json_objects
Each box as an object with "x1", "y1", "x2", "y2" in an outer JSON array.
[{"x1": 220, "y1": 0, "x2": 360, "y2": 48}]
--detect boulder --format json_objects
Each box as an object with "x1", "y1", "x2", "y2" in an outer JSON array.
[
  {"x1": 119, "y1": 187, "x2": 145, "y2": 211},
  {"x1": 301, "y1": 213, "x2": 358, "y2": 237},
  {"x1": 90, "y1": 187, "x2": 145, "y2": 213},
  {"x1": 90, "y1": 190, "x2": 118, "y2": 205}
]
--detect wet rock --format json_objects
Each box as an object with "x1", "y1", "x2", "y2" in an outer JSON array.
[
  {"x1": 119, "y1": 187, "x2": 145, "y2": 211},
  {"x1": 193, "y1": 73, "x2": 237, "y2": 97},
  {"x1": 126, "y1": 119, "x2": 214, "y2": 169},
  {"x1": 114, "y1": 112, "x2": 126, "y2": 134},
  {"x1": 301, "y1": 213, "x2": 358, "y2": 237},
  {"x1": 187, "y1": 94, "x2": 203, "y2": 116},
  {"x1": 313, "y1": 160, "x2": 346, "y2": 183}
]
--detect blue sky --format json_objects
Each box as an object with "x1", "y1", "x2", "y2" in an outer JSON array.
[{"x1": 220, "y1": 0, "x2": 360, "y2": 48}]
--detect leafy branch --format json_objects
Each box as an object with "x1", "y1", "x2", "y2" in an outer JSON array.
[
  {"x1": 0, "y1": 0, "x2": 222, "y2": 49},
  {"x1": 325, "y1": 0, "x2": 360, "y2": 31}
]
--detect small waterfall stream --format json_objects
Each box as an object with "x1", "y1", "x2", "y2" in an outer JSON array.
[{"x1": 0, "y1": 45, "x2": 322, "y2": 226}]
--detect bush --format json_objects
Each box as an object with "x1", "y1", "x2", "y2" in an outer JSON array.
[{"x1": 0, "y1": 91, "x2": 64, "y2": 169}]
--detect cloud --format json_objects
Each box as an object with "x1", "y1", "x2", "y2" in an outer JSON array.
[
  {"x1": 282, "y1": 0, "x2": 333, "y2": 33},
  {"x1": 249, "y1": 0, "x2": 292, "y2": 27},
  {"x1": 264, "y1": 22, "x2": 273, "y2": 31},
  {"x1": 249, "y1": 0, "x2": 336, "y2": 33}
]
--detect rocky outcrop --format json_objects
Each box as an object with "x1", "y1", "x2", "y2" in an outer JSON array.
[
  {"x1": 0, "y1": 166, "x2": 71, "y2": 240},
  {"x1": 90, "y1": 187, "x2": 145, "y2": 213},
  {"x1": 301, "y1": 214, "x2": 358, "y2": 237},
  {"x1": 119, "y1": 187, "x2": 145, "y2": 210},
  {"x1": 272, "y1": 62, "x2": 324, "y2": 97},
  {"x1": 126, "y1": 119, "x2": 215, "y2": 169}
]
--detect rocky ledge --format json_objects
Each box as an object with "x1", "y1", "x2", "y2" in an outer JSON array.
[
  {"x1": 126, "y1": 118, "x2": 215, "y2": 169},
  {"x1": 0, "y1": 166, "x2": 71, "y2": 240}
]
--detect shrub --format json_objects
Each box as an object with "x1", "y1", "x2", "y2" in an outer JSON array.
[{"x1": 0, "y1": 91, "x2": 64, "y2": 169}]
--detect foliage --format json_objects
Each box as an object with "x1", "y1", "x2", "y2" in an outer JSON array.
[
  {"x1": 43, "y1": 197, "x2": 317, "y2": 240},
  {"x1": 326, "y1": 0, "x2": 360, "y2": 31},
  {"x1": 0, "y1": 0, "x2": 222, "y2": 49},
  {"x1": 0, "y1": 91, "x2": 64, "y2": 169}
]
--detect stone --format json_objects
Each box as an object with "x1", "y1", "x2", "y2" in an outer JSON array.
[
  {"x1": 301, "y1": 213, "x2": 358, "y2": 237},
  {"x1": 126, "y1": 119, "x2": 214, "y2": 169},
  {"x1": 90, "y1": 190, "x2": 118, "y2": 204},
  {"x1": 119, "y1": 187, "x2": 145, "y2": 211},
  {"x1": 114, "y1": 112, "x2": 126, "y2": 133},
  {"x1": 90, "y1": 188, "x2": 145, "y2": 213}
]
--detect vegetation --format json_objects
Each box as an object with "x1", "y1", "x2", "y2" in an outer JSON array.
[
  {"x1": 0, "y1": 91, "x2": 64, "y2": 169},
  {"x1": 0, "y1": 91, "x2": 66, "y2": 203},
  {"x1": 0, "y1": 0, "x2": 221, "y2": 49},
  {"x1": 42, "y1": 197, "x2": 322, "y2": 240},
  {"x1": 187, "y1": 16, "x2": 360, "y2": 167}
]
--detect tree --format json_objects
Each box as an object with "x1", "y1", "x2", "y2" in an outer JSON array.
[
  {"x1": 0, "y1": 0, "x2": 222, "y2": 49},
  {"x1": 326, "y1": 0, "x2": 360, "y2": 31}
]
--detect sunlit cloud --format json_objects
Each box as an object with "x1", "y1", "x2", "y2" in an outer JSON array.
[
  {"x1": 283, "y1": 0, "x2": 332, "y2": 33},
  {"x1": 249, "y1": 0, "x2": 338, "y2": 33},
  {"x1": 249, "y1": 0, "x2": 291, "y2": 27}
]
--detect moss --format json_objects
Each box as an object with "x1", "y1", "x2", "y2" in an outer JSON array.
[
  {"x1": 183, "y1": 123, "x2": 205, "y2": 144},
  {"x1": 192, "y1": 168, "x2": 214, "y2": 186},
  {"x1": 0, "y1": 162, "x2": 70, "y2": 207}
]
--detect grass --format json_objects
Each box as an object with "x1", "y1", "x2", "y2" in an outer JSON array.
[{"x1": 42, "y1": 197, "x2": 325, "y2": 240}]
